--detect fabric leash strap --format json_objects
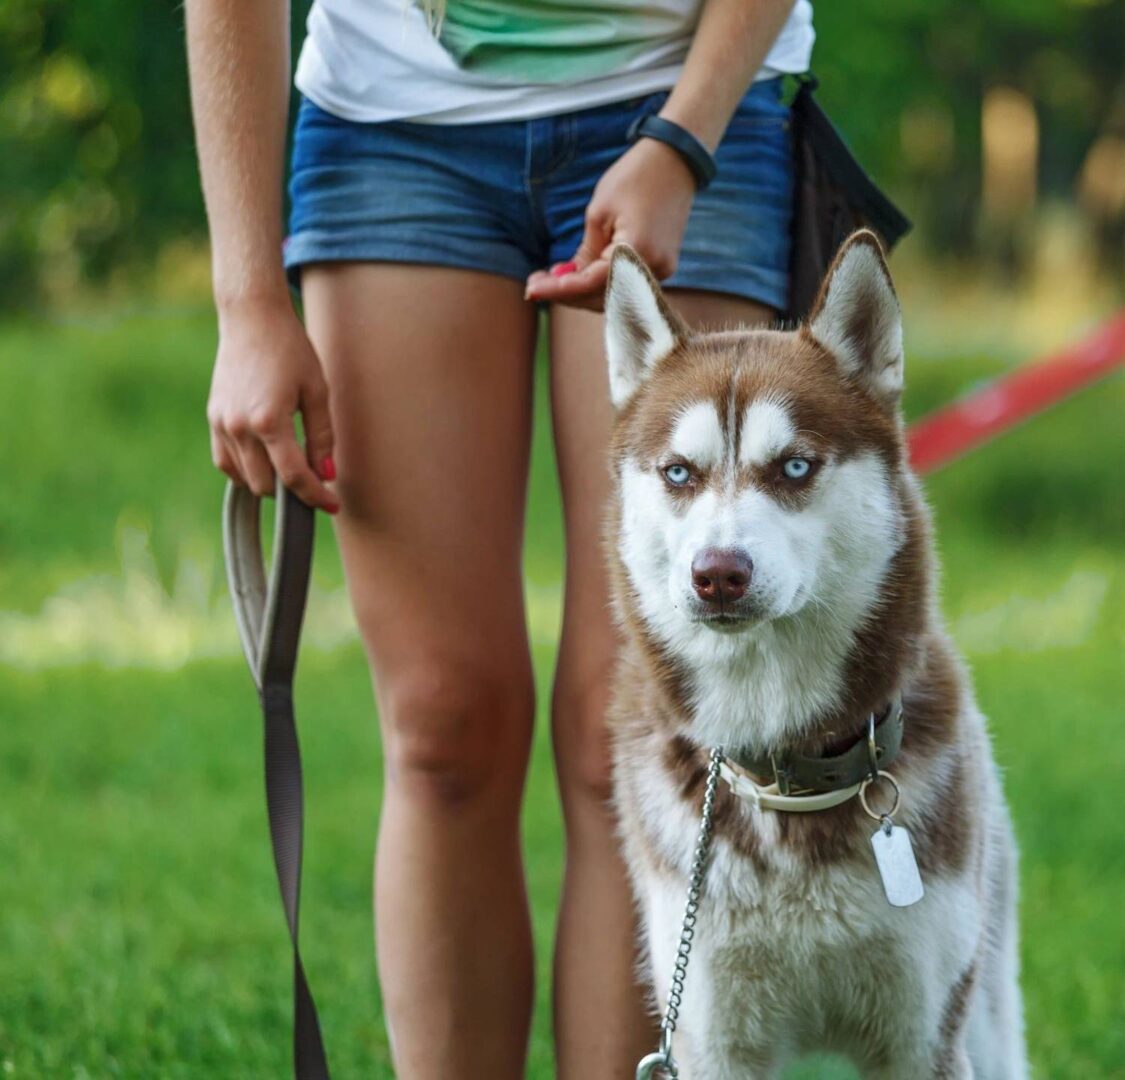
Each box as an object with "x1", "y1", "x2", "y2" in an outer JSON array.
[{"x1": 223, "y1": 479, "x2": 331, "y2": 1080}]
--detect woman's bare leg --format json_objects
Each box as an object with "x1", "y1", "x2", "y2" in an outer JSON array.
[
  {"x1": 548, "y1": 289, "x2": 774, "y2": 1080},
  {"x1": 302, "y1": 265, "x2": 538, "y2": 1080}
]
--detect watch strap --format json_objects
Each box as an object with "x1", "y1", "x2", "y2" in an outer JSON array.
[{"x1": 626, "y1": 114, "x2": 717, "y2": 190}]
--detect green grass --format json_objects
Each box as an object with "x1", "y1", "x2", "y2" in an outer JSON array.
[{"x1": 1, "y1": 305, "x2": 1123, "y2": 1077}]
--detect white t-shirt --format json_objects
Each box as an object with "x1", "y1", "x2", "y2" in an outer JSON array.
[{"x1": 295, "y1": 0, "x2": 815, "y2": 124}]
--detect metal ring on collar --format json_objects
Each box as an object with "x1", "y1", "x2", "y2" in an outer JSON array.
[{"x1": 859, "y1": 770, "x2": 901, "y2": 822}]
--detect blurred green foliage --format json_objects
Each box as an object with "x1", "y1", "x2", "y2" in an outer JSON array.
[
  {"x1": 814, "y1": 0, "x2": 1123, "y2": 254},
  {"x1": 0, "y1": 0, "x2": 306, "y2": 308},
  {"x1": 1, "y1": 1, "x2": 195, "y2": 301},
  {"x1": 1, "y1": 0, "x2": 1122, "y2": 309}
]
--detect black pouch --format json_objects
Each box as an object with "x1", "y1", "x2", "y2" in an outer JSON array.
[{"x1": 787, "y1": 75, "x2": 912, "y2": 322}]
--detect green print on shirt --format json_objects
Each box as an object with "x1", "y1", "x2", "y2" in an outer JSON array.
[{"x1": 425, "y1": 0, "x2": 698, "y2": 83}]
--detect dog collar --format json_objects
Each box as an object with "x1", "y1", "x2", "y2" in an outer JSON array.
[
  {"x1": 719, "y1": 761, "x2": 865, "y2": 813},
  {"x1": 723, "y1": 695, "x2": 904, "y2": 805}
]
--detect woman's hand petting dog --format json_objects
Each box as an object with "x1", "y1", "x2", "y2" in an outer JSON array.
[
  {"x1": 207, "y1": 296, "x2": 339, "y2": 513},
  {"x1": 524, "y1": 137, "x2": 697, "y2": 311}
]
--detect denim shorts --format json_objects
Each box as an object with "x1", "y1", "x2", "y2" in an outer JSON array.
[{"x1": 285, "y1": 79, "x2": 794, "y2": 310}]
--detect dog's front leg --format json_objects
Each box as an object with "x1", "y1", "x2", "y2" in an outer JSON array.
[
  {"x1": 655, "y1": 921, "x2": 786, "y2": 1079},
  {"x1": 647, "y1": 974, "x2": 784, "y2": 1076},
  {"x1": 676, "y1": 1036, "x2": 784, "y2": 1080},
  {"x1": 863, "y1": 1044, "x2": 973, "y2": 1080}
]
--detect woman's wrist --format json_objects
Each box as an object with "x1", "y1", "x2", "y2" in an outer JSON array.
[
  {"x1": 628, "y1": 115, "x2": 717, "y2": 190},
  {"x1": 657, "y1": 0, "x2": 797, "y2": 153},
  {"x1": 657, "y1": 98, "x2": 732, "y2": 155},
  {"x1": 214, "y1": 276, "x2": 293, "y2": 322},
  {"x1": 620, "y1": 136, "x2": 700, "y2": 197}
]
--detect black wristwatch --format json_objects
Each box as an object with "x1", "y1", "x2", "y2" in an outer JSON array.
[{"x1": 626, "y1": 114, "x2": 718, "y2": 190}]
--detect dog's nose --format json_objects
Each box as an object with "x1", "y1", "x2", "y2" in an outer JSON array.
[{"x1": 691, "y1": 549, "x2": 753, "y2": 605}]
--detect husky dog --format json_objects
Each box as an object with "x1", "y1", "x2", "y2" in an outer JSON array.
[{"x1": 605, "y1": 232, "x2": 1026, "y2": 1078}]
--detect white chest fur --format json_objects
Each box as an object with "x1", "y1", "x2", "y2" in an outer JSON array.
[{"x1": 621, "y1": 750, "x2": 984, "y2": 1074}]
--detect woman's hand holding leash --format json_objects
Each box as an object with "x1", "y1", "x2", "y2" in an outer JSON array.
[
  {"x1": 524, "y1": 137, "x2": 697, "y2": 311},
  {"x1": 187, "y1": 0, "x2": 338, "y2": 516},
  {"x1": 207, "y1": 297, "x2": 339, "y2": 514}
]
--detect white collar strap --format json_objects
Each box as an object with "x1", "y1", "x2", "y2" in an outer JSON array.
[{"x1": 719, "y1": 758, "x2": 863, "y2": 813}]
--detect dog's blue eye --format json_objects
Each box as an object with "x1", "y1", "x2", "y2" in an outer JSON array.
[
  {"x1": 664, "y1": 464, "x2": 691, "y2": 486},
  {"x1": 782, "y1": 458, "x2": 812, "y2": 480}
]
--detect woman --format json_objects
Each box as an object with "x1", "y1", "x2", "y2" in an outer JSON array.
[{"x1": 186, "y1": 1, "x2": 814, "y2": 1076}]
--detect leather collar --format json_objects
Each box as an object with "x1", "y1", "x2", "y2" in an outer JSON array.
[{"x1": 725, "y1": 696, "x2": 904, "y2": 795}]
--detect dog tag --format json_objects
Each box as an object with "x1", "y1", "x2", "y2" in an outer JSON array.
[{"x1": 870, "y1": 819, "x2": 924, "y2": 907}]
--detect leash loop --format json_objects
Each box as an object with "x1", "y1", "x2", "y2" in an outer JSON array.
[{"x1": 223, "y1": 479, "x2": 331, "y2": 1080}]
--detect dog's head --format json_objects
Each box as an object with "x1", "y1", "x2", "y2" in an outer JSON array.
[{"x1": 605, "y1": 230, "x2": 909, "y2": 658}]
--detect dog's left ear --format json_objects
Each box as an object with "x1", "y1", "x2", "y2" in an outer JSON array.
[
  {"x1": 604, "y1": 245, "x2": 687, "y2": 409},
  {"x1": 807, "y1": 230, "x2": 903, "y2": 409}
]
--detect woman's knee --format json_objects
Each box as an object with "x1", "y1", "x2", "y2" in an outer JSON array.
[
  {"x1": 380, "y1": 655, "x2": 535, "y2": 808},
  {"x1": 552, "y1": 665, "x2": 617, "y2": 809}
]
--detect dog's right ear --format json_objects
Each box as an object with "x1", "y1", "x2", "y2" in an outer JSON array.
[
  {"x1": 604, "y1": 246, "x2": 686, "y2": 409},
  {"x1": 807, "y1": 230, "x2": 904, "y2": 410}
]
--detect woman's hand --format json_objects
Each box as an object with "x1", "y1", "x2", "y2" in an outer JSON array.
[
  {"x1": 207, "y1": 296, "x2": 339, "y2": 513},
  {"x1": 524, "y1": 137, "x2": 697, "y2": 310}
]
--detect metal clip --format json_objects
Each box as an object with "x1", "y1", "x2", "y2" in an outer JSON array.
[
  {"x1": 865, "y1": 713, "x2": 881, "y2": 783},
  {"x1": 636, "y1": 1051, "x2": 677, "y2": 1079},
  {"x1": 769, "y1": 751, "x2": 791, "y2": 795}
]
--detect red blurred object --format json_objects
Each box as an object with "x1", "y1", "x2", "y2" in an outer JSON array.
[{"x1": 907, "y1": 312, "x2": 1125, "y2": 475}]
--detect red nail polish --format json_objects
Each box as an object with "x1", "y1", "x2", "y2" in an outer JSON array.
[
  {"x1": 321, "y1": 456, "x2": 337, "y2": 481},
  {"x1": 551, "y1": 261, "x2": 578, "y2": 277},
  {"x1": 325, "y1": 502, "x2": 340, "y2": 516}
]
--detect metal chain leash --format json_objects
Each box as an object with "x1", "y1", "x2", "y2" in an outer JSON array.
[{"x1": 635, "y1": 746, "x2": 725, "y2": 1080}]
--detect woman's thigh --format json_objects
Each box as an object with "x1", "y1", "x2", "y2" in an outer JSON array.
[{"x1": 301, "y1": 264, "x2": 539, "y2": 785}]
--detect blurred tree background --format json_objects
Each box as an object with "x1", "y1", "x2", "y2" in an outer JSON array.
[{"x1": 0, "y1": 0, "x2": 1122, "y2": 311}]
